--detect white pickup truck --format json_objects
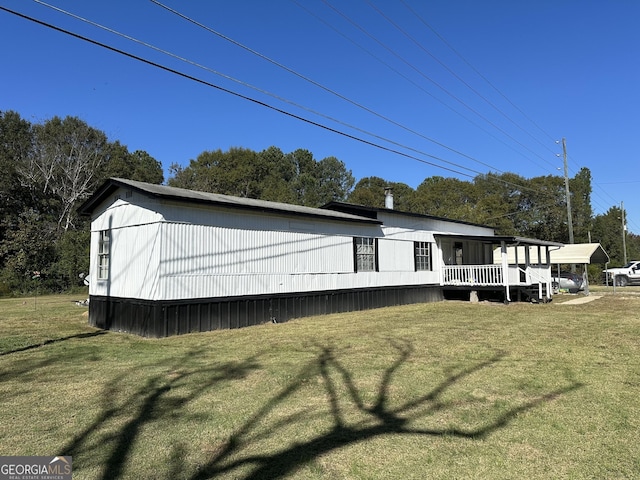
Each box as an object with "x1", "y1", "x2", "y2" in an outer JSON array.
[{"x1": 603, "y1": 260, "x2": 640, "y2": 286}]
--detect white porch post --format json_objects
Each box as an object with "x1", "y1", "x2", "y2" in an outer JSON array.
[
  {"x1": 501, "y1": 241, "x2": 510, "y2": 302},
  {"x1": 525, "y1": 246, "x2": 531, "y2": 284},
  {"x1": 435, "y1": 239, "x2": 444, "y2": 285},
  {"x1": 537, "y1": 245, "x2": 543, "y2": 299}
]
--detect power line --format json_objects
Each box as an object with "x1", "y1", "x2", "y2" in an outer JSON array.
[
  {"x1": 597, "y1": 180, "x2": 640, "y2": 185},
  {"x1": 3, "y1": 4, "x2": 557, "y2": 201},
  {"x1": 149, "y1": 0, "x2": 562, "y2": 198},
  {"x1": 291, "y1": 0, "x2": 510, "y2": 174},
  {"x1": 5, "y1": 3, "x2": 612, "y2": 224},
  {"x1": 399, "y1": 0, "x2": 558, "y2": 148},
  {"x1": 150, "y1": 0, "x2": 509, "y2": 175},
  {"x1": 399, "y1": 1, "x2": 634, "y2": 230},
  {"x1": 293, "y1": 0, "x2": 545, "y2": 175},
  {"x1": 0, "y1": 5, "x2": 475, "y2": 179},
  {"x1": 320, "y1": 0, "x2": 556, "y2": 173},
  {"x1": 295, "y1": 0, "x2": 588, "y2": 197},
  {"x1": 367, "y1": 0, "x2": 560, "y2": 167},
  {"x1": 32, "y1": 0, "x2": 491, "y2": 178}
]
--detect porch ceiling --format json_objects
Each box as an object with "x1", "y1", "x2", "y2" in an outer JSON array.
[{"x1": 434, "y1": 233, "x2": 563, "y2": 247}]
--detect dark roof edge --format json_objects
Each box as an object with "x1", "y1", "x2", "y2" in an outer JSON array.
[
  {"x1": 322, "y1": 201, "x2": 494, "y2": 229},
  {"x1": 433, "y1": 233, "x2": 564, "y2": 247},
  {"x1": 77, "y1": 178, "x2": 382, "y2": 225}
]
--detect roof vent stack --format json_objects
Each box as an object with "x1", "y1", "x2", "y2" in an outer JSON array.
[{"x1": 384, "y1": 187, "x2": 394, "y2": 210}]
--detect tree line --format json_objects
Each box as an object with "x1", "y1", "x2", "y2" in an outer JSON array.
[
  {"x1": 0, "y1": 111, "x2": 163, "y2": 294},
  {"x1": 0, "y1": 110, "x2": 636, "y2": 294}
]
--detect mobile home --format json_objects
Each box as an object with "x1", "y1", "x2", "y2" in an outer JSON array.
[{"x1": 78, "y1": 178, "x2": 560, "y2": 337}]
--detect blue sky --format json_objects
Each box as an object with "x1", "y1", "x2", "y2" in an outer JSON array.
[{"x1": 1, "y1": 1, "x2": 639, "y2": 236}]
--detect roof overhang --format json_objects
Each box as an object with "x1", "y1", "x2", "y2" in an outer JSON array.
[
  {"x1": 549, "y1": 243, "x2": 610, "y2": 264},
  {"x1": 434, "y1": 233, "x2": 563, "y2": 248},
  {"x1": 322, "y1": 201, "x2": 495, "y2": 228},
  {"x1": 78, "y1": 178, "x2": 382, "y2": 225}
]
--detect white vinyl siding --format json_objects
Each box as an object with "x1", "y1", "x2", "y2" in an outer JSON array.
[{"x1": 89, "y1": 186, "x2": 449, "y2": 301}]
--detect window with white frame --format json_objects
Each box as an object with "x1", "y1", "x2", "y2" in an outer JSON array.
[
  {"x1": 414, "y1": 241, "x2": 432, "y2": 271},
  {"x1": 98, "y1": 230, "x2": 110, "y2": 280},
  {"x1": 354, "y1": 237, "x2": 377, "y2": 272}
]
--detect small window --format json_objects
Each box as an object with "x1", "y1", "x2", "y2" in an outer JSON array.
[
  {"x1": 98, "y1": 230, "x2": 110, "y2": 280},
  {"x1": 354, "y1": 237, "x2": 377, "y2": 272},
  {"x1": 414, "y1": 241, "x2": 432, "y2": 271}
]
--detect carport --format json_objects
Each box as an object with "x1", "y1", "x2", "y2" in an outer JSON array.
[
  {"x1": 494, "y1": 243, "x2": 610, "y2": 295},
  {"x1": 548, "y1": 243, "x2": 610, "y2": 295}
]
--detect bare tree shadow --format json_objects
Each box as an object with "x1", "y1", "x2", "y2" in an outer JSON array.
[
  {"x1": 0, "y1": 331, "x2": 108, "y2": 356},
  {"x1": 50, "y1": 339, "x2": 583, "y2": 479},
  {"x1": 190, "y1": 341, "x2": 583, "y2": 480},
  {"x1": 0, "y1": 331, "x2": 109, "y2": 395},
  {"x1": 58, "y1": 347, "x2": 261, "y2": 480}
]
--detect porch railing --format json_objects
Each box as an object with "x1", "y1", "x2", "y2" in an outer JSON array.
[{"x1": 442, "y1": 265, "x2": 503, "y2": 286}]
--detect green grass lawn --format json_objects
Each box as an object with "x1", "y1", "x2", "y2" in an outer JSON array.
[{"x1": 1, "y1": 291, "x2": 640, "y2": 479}]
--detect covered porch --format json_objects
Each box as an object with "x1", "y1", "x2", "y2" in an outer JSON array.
[{"x1": 434, "y1": 234, "x2": 563, "y2": 303}]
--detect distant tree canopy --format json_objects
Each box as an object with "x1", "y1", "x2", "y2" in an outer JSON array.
[
  {"x1": 348, "y1": 169, "x2": 600, "y2": 245},
  {"x1": 168, "y1": 146, "x2": 355, "y2": 207},
  {"x1": 591, "y1": 205, "x2": 640, "y2": 264},
  {"x1": 0, "y1": 109, "x2": 636, "y2": 294},
  {"x1": 0, "y1": 110, "x2": 163, "y2": 294}
]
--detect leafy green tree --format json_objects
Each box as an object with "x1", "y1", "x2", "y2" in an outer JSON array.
[
  {"x1": 569, "y1": 167, "x2": 593, "y2": 243},
  {"x1": 414, "y1": 176, "x2": 478, "y2": 221},
  {"x1": 347, "y1": 177, "x2": 416, "y2": 211},
  {"x1": 101, "y1": 142, "x2": 164, "y2": 184},
  {"x1": 169, "y1": 146, "x2": 353, "y2": 207},
  {"x1": 0, "y1": 110, "x2": 32, "y2": 200},
  {"x1": 626, "y1": 232, "x2": 640, "y2": 262},
  {"x1": 258, "y1": 146, "x2": 297, "y2": 204},
  {"x1": 0, "y1": 114, "x2": 167, "y2": 294},
  {"x1": 472, "y1": 173, "x2": 523, "y2": 235},
  {"x1": 591, "y1": 206, "x2": 625, "y2": 265},
  {"x1": 287, "y1": 149, "x2": 318, "y2": 206},
  {"x1": 347, "y1": 176, "x2": 386, "y2": 207},
  {"x1": 169, "y1": 147, "x2": 266, "y2": 198},
  {"x1": 315, "y1": 156, "x2": 355, "y2": 205},
  {"x1": 0, "y1": 209, "x2": 57, "y2": 293},
  {"x1": 0, "y1": 111, "x2": 35, "y2": 244},
  {"x1": 51, "y1": 229, "x2": 90, "y2": 290},
  {"x1": 515, "y1": 174, "x2": 567, "y2": 241}
]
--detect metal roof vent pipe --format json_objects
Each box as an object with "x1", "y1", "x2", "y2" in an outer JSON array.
[{"x1": 384, "y1": 187, "x2": 394, "y2": 209}]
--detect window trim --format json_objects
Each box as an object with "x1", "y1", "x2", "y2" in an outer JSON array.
[
  {"x1": 414, "y1": 241, "x2": 432, "y2": 271},
  {"x1": 98, "y1": 230, "x2": 110, "y2": 280},
  {"x1": 353, "y1": 237, "x2": 378, "y2": 272}
]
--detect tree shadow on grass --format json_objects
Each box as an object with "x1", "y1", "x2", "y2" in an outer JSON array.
[
  {"x1": 59, "y1": 347, "x2": 261, "y2": 480},
  {"x1": 0, "y1": 330, "x2": 108, "y2": 357},
  {"x1": 0, "y1": 331, "x2": 109, "y2": 390},
  {"x1": 190, "y1": 341, "x2": 583, "y2": 480}
]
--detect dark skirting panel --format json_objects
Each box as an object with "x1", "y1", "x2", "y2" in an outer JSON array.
[{"x1": 88, "y1": 285, "x2": 444, "y2": 338}]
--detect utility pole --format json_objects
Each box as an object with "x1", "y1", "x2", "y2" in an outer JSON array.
[
  {"x1": 562, "y1": 138, "x2": 574, "y2": 245},
  {"x1": 621, "y1": 201, "x2": 627, "y2": 265}
]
